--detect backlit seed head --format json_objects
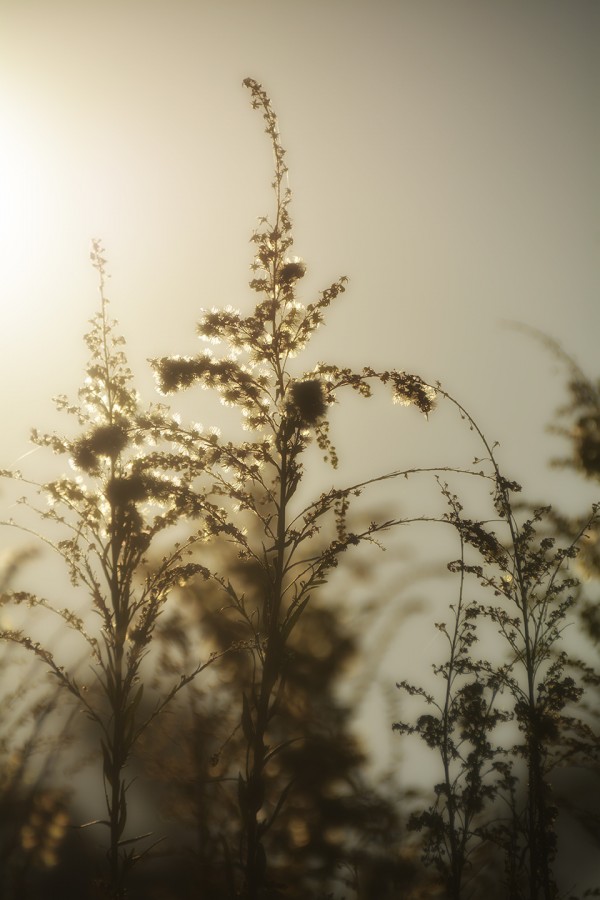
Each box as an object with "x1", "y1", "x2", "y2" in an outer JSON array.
[
  {"x1": 106, "y1": 474, "x2": 148, "y2": 506},
  {"x1": 287, "y1": 379, "x2": 327, "y2": 425},
  {"x1": 279, "y1": 258, "x2": 306, "y2": 285}
]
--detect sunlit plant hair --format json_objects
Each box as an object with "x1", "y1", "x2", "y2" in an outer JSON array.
[
  {"x1": 151, "y1": 76, "x2": 438, "y2": 899},
  {"x1": 0, "y1": 242, "x2": 223, "y2": 898}
]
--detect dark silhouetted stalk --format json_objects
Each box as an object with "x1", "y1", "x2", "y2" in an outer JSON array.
[
  {"x1": 1, "y1": 243, "x2": 221, "y2": 897},
  {"x1": 396, "y1": 384, "x2": 599, "y2": 898},
  {"x1": 152, "y1": 77, "x2": 437, "y2": 898}
]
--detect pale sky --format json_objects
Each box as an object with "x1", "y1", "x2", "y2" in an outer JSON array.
[
  {"x1": 1, "y1": 0, "x2": 598, "y2": 499},
  {"x1": 0, "y1": 0, "x2": 598, "y2": 771}
]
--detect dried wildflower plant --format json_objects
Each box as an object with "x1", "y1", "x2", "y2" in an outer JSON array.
[
  {"x1": 394, "y1": 387, "x2": 600, "y2": 899},
  {"x1": 0, "y1": 243, "x2": 225, "y2": 897},
  {"x1": 512, "y1": 330, "x2": 600, "y2": 893},
  {"x1": 1, "y1": 76, "x2": 596, "y2": 900},
  {"x1": 150, "y1": 77, "x2": 438, "y2": 898}
]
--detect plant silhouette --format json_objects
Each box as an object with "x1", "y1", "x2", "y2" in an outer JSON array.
[
  {"x1": 1, "y1": 244, "x2": 225, "y2": 897},
  {"x1": 139, "y1": 536, "x2": 421, "y2": 898},
  {"x1": 150, "y1": 76, "x2": 437, "y2": 898},
  {"x1": 394, "y1": 386, "x2": 599, "y2": 899},
  {"x1": 0, "y1": 79, "x2": 598, "y2": 900}
]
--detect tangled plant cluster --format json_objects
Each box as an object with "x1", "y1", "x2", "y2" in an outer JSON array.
[{"x1": 0, "y1": 78, "x2": 597, "y2": 900}]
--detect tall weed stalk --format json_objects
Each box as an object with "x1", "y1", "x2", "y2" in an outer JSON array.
[
  {"x1": 0, "y1": 244, "x2": 220, "y2": 897},
  {"x1": 151, "y1": 77, "x2": 437, "y2": 898},
  {"x1": 395, "y1": 388, "x2": 599, "y2": 899}
]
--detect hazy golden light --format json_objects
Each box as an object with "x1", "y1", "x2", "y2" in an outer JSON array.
[
  {"x1": 0, "y1": 4, "x2": 597, "y2": 894},
  {"x1": 0, "y1": 102, "x2": 51, "y2": 300}
]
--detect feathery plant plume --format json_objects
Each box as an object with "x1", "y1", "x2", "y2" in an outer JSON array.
[
  {"x1": 151, "y1": 76, "x2": 438, "y2": 899},
  {"x1": 0, "y1": 242, "x2": 224, "y2": 898}
]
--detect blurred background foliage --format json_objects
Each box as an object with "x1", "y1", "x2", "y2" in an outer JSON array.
[{"x1": 0, "y1": 339, "x2": 599, "y2": 898}]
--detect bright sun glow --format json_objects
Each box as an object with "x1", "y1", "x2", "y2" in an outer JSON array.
[{"x1": 0, "y1": 97, "x2": 63, "y2": 312}]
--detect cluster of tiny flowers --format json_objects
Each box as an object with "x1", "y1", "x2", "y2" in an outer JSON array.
[
  {"x1": 154, "y1": 356, "x2": 196, "y2": 395},
  {"x1": 278, "y1": 257, "x2": 306, "y2": 286},
  {"x1": 392, "y1": 374, "x2": 437, "y2": 417},
  {"x1": 287, "y1": 380, "x2": 328, "y2": 426}
]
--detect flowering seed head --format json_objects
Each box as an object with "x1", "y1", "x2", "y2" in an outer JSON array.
[
  {"x1": 279, "y1": 258, "x2": 306, "y2": 285},
  {"x1": 87, "y1": 424, "x2": 129, "y2": 458},
  {"x1": 287, "y1": 379, "x2": 327, "y2": 425},
  {"x1": 106, "y1": 474, "x2": 148, "y2": 506}
]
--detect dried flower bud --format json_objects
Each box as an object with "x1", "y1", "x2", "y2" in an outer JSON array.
[
  {"x1": 392, "y1": 374, "x2": 437, "y2": 418},
  {"x1": 87, "y1": 425, "x2": 128, "y2": 458},
  {"x1": 71, "y1": 425, "x2": 128, "y2": 473},
  {"x1": 71, "y1": 441, "x2": 100, "y2": 474},
  {"x1": 154, "y1": 356, "x2": 197, "y2": 394},
  {"x1": 279, "y1": 258, "x2": 306, "y2": 286},
  {"x1": 287, "y1": 379, "x2": 327, "y2": 425},
  {"x1": 106, "y1": 474, "x2": 148, "y2": 506}
]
